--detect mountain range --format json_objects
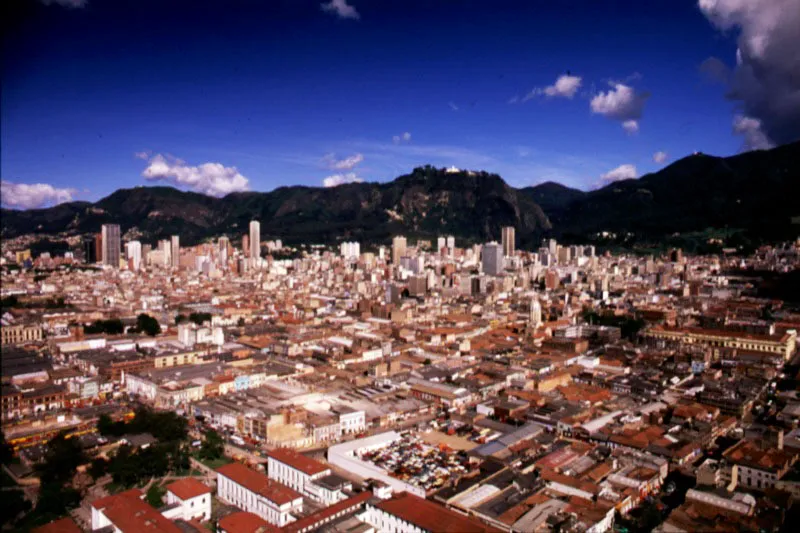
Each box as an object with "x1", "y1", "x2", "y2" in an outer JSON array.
[{"x1": 2, "y1": 141, "x2": 798, "y2": 250}]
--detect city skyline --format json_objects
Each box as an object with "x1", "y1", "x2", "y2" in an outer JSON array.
[{"x1": 3, "y1": 0, "x2": 799, "y2": 209}]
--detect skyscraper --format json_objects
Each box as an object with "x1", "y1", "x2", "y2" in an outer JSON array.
[
  {"x1": 482, "y1": 242, "x2": 503, "y2": 276},
  {"x1": 101, "y1": 224, "x2": 121, "y2": 267},
  {"x1": 83, "y1": 235, "x2": 97, "y2": 263},
  {"x1": 501, "y1": 226, "x2": 515, "y2": 257},
  {"x1": 126, "y1": 240, "x2": 142, "y2": 271},
  {"x1": 392, "y1": 236, "x2": 407, "y2": 264},
  {"x1": 171, "y1": 235, "x2": 180, "y2": 268},
  {"x1": 249, "y1": 220, "x2": 260, "y2": 266},
  {"x1": 218, "y1": 236, "x2": 230, "y2": 265},
  {"x1": 158, "y1": 239, "x2": 172, "y2": 266},
  {"x1": 437, "y1": 236, "x2": 446, "y2": 254},
  {"x1": 242, "y1": 234, "x2": 250, "y2": 258}
]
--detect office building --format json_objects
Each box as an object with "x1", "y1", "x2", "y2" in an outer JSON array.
[
  {"x1": 171, "y1": 235, "x2": 180, "y2": 268},
  {"x1": 101, "y1": 224, "x2": 121, "y2": 268},
  {"x1": 446, "y1": 235, "x2": 455, "y2": 250},
  {"x1": 83, "y1": 235, "x2": 97, "y2": 263},
  {"x1": 437, "y1": 236, "x2": 446, "y2": 254},
  {"x1": 482, "y1": 242, "x2": 503, "y2": 276},
  {"x1": 392, "y1": 236, "x2": 407, "y2": 265},
  {"x1": 126, "y1": 241, "x2": 142, "y2": 271},
  {"x1": 218, "y1": 236, "x2": 230, "y2": 265},
  {"x1": 249, "y1": 220, "x2": 260, "y2": 266},
  {"x1": 158, "y1": 239, "x2": 172, "y2": 266},
  {"x1": 502, "y1": 226, "x2": 515, "y2": 257}
]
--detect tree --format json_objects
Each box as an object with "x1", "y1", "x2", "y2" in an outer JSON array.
[
  {"x1": 136, "y1": 313, "x2": 161, "y2": 336},
  {"x1": 200, "y1": 429, "x2": 224, "y2": 461},
  {"x1": 189, "y1": 312, "x2": 212, "y2": 325},
  {"x1": 37, "y1": 432, "x2": 86, "y2": 487},
  {"x1": 0, "y1": 431, "x2": 13, "y2": 465},
  {"x1": 1, "y1": 489, "x2": 31, "y2": 526},
  {"x1": 146, "y1": 483, "x2": 166, "y2": 509},
  {"x1": 34, "y1": 483, "x2": 81, "y2": 523},
  {"x1": 175, "y1": 314, "x2": 188, "y2": 325},
  {"x1": 89, "y1": 458, "x2": 109, "y2": 480}
]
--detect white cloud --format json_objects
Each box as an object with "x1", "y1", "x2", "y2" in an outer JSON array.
[
  {"x1": 653, "y1": 151, "x2": 668, "y2": 163},
  {"x1": 41, "y1": 0, "x2": 87, "y2": 7},
  {"x1": 622, "y1": 120, "x2": 639, "y2": 134},
  {"x1": 600, "y1": 164, "x2": 638, "y2": 183},
  {"x1": 521, "y1": 74, "x2": 583, "y2": 102},
  {"x1": 134, "y1": 151, "x2": 150, "y2": 160},
  {"x1": 448, "y1": 101, "x2": 459, "y2": 111},
  {"x1": 1, "y1": 181, "x2": 77, "y2": 209},
  {"x1": 590, "y1": 83, "x2": 649, "y2": 131},
  {"x1": 392, "y1": 132, "x2": 412, "y2": 144},
  {"x1": 732, "y1": 115, "x2": 774, "y2": 150},
  {"x1": 321, "y1": 0, "x2": 360, "y2": 20},
  {"x1": 323, "y1": 153, "x2": 364, "y2": 170},
  {"x1": 140, "y1": 154, "x2": 249, "y2": 197},
  {"x1": 699, "y1": 0, "x2": 800, "y2": 146},
  {"x1": 323, "y1": 173, "x2": 363, "y2": 187}
]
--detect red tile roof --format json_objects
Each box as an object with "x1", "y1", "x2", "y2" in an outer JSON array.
[
  {"x1": 284, "y1": 491, "x2": 372, "y2": 533},
  {"x1": 32, "y1": 517, "x2": 82, "y2": 533},
  {"x1": 217, "y1": 512, "x2": 280, "y2": 533},
  {"x1": 216, "y1": 462, "x2": 302, "y2": 505},
  {"x1": 166, "y1": 478, "x2": 211, "y2": 500},
  {"x1": 93, "y1": 489, "x2": 181, "y2": 533},
  {"x1": 266, "y1": 447, "x2": 329, "y2": 476},
  {"x1": 374, "y1": 492, "x2": 502, "y2": 533}
]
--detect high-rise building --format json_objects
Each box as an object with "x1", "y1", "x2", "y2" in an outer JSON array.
[
  {"x1": 340, "y1": 241, "x2": 360, "y2": 259},
  {"x1": 83, "y1": 235, "x2": 97, "y2": 263},
  {"x1": 392, "y1": 236, "x2": 407, "y2": 264},
  {"x1": 249, "y1": 221, "x2": 260, "y2": 265},
  {"x1": 101, "y1": 224, "x2": 121, "y2": 267},
  {"x1": 242, "y1": 234, "x2": 250, "y2": 258},
  {"x1": 437, "y1": 236, "x2": 446, "y2": 254},
  {"x1": 171, "y1": 235, "x2": 180, "y2": 268},
  {"x1": 94, "y1": 233, "x2": 103, "y2": 263},
  {"x1": 546, "y1": 238, "x2": 557, "y2": 256},
  {"x1": 482, "y1": 242, "x2": 503, "y2": 276},
  {"x1": 501, "y1": 226, "x2": 515, "y2": 257},
  {"x1": 126, "y1": 241, "x2": 142, "y2": 271},
  {"x1": 218, "y1": 236, "x2": 230, "y2": 265},
  {"x1": 158, "y1": 239, "x2": 172, "y2": 266},
  {"x1": 446, "y1": 235, "x2": 455, "y2": 250}
]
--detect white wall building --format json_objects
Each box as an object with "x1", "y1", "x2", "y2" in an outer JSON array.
[{"x1": 216, "y1": 462, "x2": 302, "y2": 527}]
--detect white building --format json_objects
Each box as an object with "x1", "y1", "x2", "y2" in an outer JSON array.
[
  {"x1": 365, "y1": 491, "x2": 496, "y2": 533},
  {"x1": 216, "y1": 462, "x2": 302, "y2": 527},
  {"x1": 249, "y1": 220, "x2": 261, "y2": 267},
  {"x1": 481, "y1": 242, "x2": 503, "y2": 276},
  {"x1": 165, "y1": 478, "x2": 212, "y2": 521},
  {"x1": 125, "y1": 240, "x2": 142, "y2": 271},
  {"x1": 267, "y1": 447, "x2": 350, "y2": 506}
]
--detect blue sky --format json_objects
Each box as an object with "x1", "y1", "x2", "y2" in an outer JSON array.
[{"x1": 2, "y1": 0, "x2": 798, "y2": 208}]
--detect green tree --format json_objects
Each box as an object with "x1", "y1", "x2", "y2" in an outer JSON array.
[
  {"x1": 89, "y1": 458, "x2": 109, "y2": 480},
  {"x1": 188, "y1": 312, "x2": 212, "y2": 325},
  {"x1": 146, "y1": 483, "x2": 166, "y2": 509},
  {"x1": 175, "y1": 314, "x2": 188, "y2": 325},
  {"x1": 1, "y1": 489, "x2": 31, "y2": 526},
  {"x1": 136, "y1": 313, "x2": 161, "y2": 336},
  {"x1": 0, "y1": 431, "x2": 13, "y2": 465},
  {"x1": 34, "y1": 483, "x2": 81, "y2": 524},
  {"x1": 37, "y1": 432, "x2": 86, "y2": 486},
  {"x1": 199, "y1": 430, "x2": 224, "y2": 461}
]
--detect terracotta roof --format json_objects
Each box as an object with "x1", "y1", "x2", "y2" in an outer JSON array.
[
  {"x1": 217, "y1": 512, "x2": 280, "y2": 533},
  {"x1": 91, "y1": 488, "x2": 143, "y2": 509},
  {"x1": 166, "y1": 478, "x2": 211, "y2": 500},
  {"x1": 284, "y1": 491, "x2": 372, "y2": 533},
  {"x1": 94, "y1": 490, "x2": 182, "y2": 533},
  {"x1": 266, "y1": 447, "x2": 329, "y2": 476},
  {"x1": 216, "y1": 463, "x2": 302, "y2": 505},
  {"x1": 374, "y1": 492, "x2": 502, "y2": 533},
  {"x1": 31, "y1": 517, "x2": 82, "y2": 533}
]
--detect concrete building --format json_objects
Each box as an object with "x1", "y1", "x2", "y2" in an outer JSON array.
[
  {"x1": 216, "y1": 462, "x2": 303, "y2": 527},
  {"x1": 165, "y1": 478, "x2": 212, "y2": 521},
  {"x1": 392, "y1": 236, "x2": 407, "y2": 265},
  {"x1": 126, "y1": 240, "x2": 142, "y2": 271},
  {"x1": 482, "y1": 242, "x2": 503, "y2": 276},
  {"x1": 501, "y1": 226, "x2": 515, "y2": 257},
  {"x1": 249, "y1": 221, "x2": 261, "y2": 266},
  {"x1": 101, "y1": 224, "x2": 121, "y2": 268},
  {"x1": 171, "y1": 235, "x2": 180, "y2": 268}
]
